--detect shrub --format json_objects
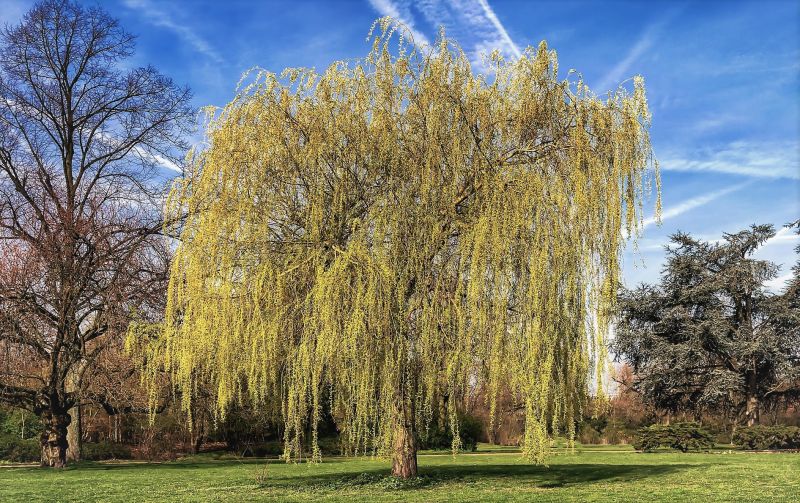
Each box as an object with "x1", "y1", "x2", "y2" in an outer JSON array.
[
  {"x1": 215, "y1": 407, "x2": 278, "y2": 452},
  {"x1": 577, "y1": 417, "x2": 637, "y2": 445},
  {"x1": 633, "y1": 422, "x2": 714, "y2": 452},
  {"x1": 0, "y1": 436, "x2": 40, "y2": 462},
  {"x1": 732, "y1": 426, "x2": 800, "y2": 450},
  {"x1": 457, "y1": 413, "x2": 483, "y2": 452},
  {"x1": 82, "y1": 441, "x2": 133, "y2": 461},
  {"x1": 419, "y1": 413, "x2": 482, "y2": 452}
]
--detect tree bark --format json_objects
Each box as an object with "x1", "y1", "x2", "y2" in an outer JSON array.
[
  {"x1": 745, "y1": 371, "x2": 760, "y2": 427},
  {"x1": 66, "y1": 403, "x2": 82, "y2": 462},
  {"x1": 66, "y1": 362, "x2": 86, "y2": 461},
  {"x1": 40, "y1": 408, "x2": 71, "y2": 468},
  {"x1": 190, "y1": 420, "x2": 205, "y2": 454},
  {"x1": 391, "y1": 420, "x2": 418, "y2": 479}
]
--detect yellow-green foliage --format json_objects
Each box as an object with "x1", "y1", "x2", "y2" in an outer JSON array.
[{"x1": 135, "y1": 19, "x2": 659, "y2": 464}]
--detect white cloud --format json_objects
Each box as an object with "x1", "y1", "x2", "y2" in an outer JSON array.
[
  {"x1": 443, "y1": 0, "x2": 521, "y2": 66},
  {"x1": 595, "y1": 29, "x2": 656, "y2": 93},
  {"x1": 641, "y1": 182, "x2": 751, "y2": 230},
  {"x1": 474, "y1": 0, "x2": 521, "y2": 58},
  {"x1": 765, "y1": 272, "x2": 794, "y2": 293},
  {"x1": 147, "y1": 152, "x2": 181, "y2": 173},
  {"x1": 661, "y1": 141, "x2": 800, "y2": 179},
  {"x1": 367, "y1": 0, "x2": 522, "y2": 71},
  {"x1": 94, "y1": 131, "x2": 182, "y2": 173},
  {"x1": 764, "y1": 225, "x2": 800, "y2": 247},
  {"x1": 122, "y1": 0, "x2": 223, "y2": 63}
]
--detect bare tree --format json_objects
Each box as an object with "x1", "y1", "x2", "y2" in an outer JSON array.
[{"x1": 0, "y1": 0, "x2": 192, "y2": 467}]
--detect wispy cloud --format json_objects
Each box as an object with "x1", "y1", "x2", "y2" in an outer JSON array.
[
  {"x1": 595, "y1": 9, "x2": 680, "y2": 92},
  {"x1": 367, "y1": 0, "x2": 522, "y2": 69},
  {"x1": 95, "y1": 131, "x2": 182, "y2": 173},
  {"x1": 595, "y1": 29, "x2": 656, "y2": 92},
  {"x1": 661, "y1": 141, "x2": 800, "y2": 179},
  {"x1": 474, "y1": 0, "x2": 521, "y2": 58},
  {"x1": 122, "y1": 0, "x2": 223, "y2": 63},
  {"x1": 367, "y1": 0, "x2": 431, "y2": 47},
  {"x1": 641, "y1": 182, "x2": 751, "y2": 230},
  {"x1": 442, "y1": 0, "x2": 522, "y2": 65}
]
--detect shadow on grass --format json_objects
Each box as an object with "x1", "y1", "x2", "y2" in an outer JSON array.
[
  {"x1": 59, "y1": 457, "x2": 275, "y2": 471},
  {"x1": 264, "y1": 461, "x2": 699, "y2": 491},
  {"x1": 37, "y1": 457, "x2": 697, "y2": 492},
  {"x1": 423, "y1": 462, "x2": 691, "y2": 486}
]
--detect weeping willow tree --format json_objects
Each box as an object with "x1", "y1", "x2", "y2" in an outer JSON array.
[{"x1": 132, "y1": 20, "x2": 659, "y2": 478}]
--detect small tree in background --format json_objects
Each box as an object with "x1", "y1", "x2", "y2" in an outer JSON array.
[
  {"x1": 0, "y1": 0, "x2": 192, "y2": 467},
  {"x1": 614, "y1": 223, "x2": 800, "y2": 428},
  {"x1": 132, "y1": 19, "x2": 659, "y2": 478}
]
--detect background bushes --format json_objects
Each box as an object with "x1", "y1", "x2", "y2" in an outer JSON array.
[
  {"x1": 633, "y1": 422, "x2": 714, "y2": 452},
  {"x1": 82, "y1": 441, "x2": 133, "y2": 461},
  {"x1": 0, "y1": 437, "x2": 40, "y2": 462},
  {"x1": 419, "y1": 413, "x2": 483, "y2": 452},
  {"x1": 732, "y1": 426, "x2": 800, "y2": 450}
]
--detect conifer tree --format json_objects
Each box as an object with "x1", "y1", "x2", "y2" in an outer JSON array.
[{"x1": 614, "y1": 224, "x2": 800, "y2": 427}]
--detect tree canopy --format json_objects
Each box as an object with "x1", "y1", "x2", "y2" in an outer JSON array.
[
  {"x1": 613, "y1": 224, "x2": 800, "y2": 426},
  {"x1": 134, "y1": 20, "x2": 659, "y2": 477}
]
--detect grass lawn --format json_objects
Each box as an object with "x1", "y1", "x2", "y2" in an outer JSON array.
[{"x1": 1, "y1": 445, "x2": 797, "y2": 502}]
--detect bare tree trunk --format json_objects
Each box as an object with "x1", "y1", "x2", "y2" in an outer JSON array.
[
  {"x1": 40, "y1": 408, "x2": 71, "y2": 468},
  {"x1": 190, "y1": 417, "x2": 205, "y2": 454},
  {"x1": 391, "y1": 419, "x2": 418, "y2": 479},
  {"x1": 113, "y1": 415, "x2": 122, "y2": 443},
  {"x1": 66, "y1": 404, "x2": 82, "y2": 462},
  {"x1": 66, "y1": 367, "x2": 83, "y2": 461}
]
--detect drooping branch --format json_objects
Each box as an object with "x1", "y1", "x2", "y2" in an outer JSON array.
[{"x1": 137, "y1": 18, "x2": 660, "y2": 471}]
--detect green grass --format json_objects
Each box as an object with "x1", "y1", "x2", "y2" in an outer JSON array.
[{"x1": 1, "y1": 447, "x2": 798, "y2": 502}]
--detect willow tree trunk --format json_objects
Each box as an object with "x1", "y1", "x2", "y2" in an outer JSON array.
[
  {"x1": 391, "y1": 420, "x2": 418, "y2": 479},
  {"x1": 40, "y1": 407, "x2": 71, "y2": 468}
]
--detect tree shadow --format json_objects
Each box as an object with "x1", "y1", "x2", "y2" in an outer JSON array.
[
  {"x1": 62, "y1": 457, "x2": 275, "y2": 471},
  {"x1": 423, "y1": 462, "x2": 693, "y2": 486},
  {"x1": 54, "y1": 457, "x2": 698, "y2": 492},
  {"x1": 270, "y1": 461, "x2": 698, "y2": 491}
]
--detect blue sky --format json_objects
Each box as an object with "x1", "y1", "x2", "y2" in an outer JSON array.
[{"x1": 2, "y1": 0, "x2": 798, "y2": 289}]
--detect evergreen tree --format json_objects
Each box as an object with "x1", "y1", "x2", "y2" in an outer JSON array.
[{"x1": 614, "y1": 223, "x2": 800, "y2": 426}]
